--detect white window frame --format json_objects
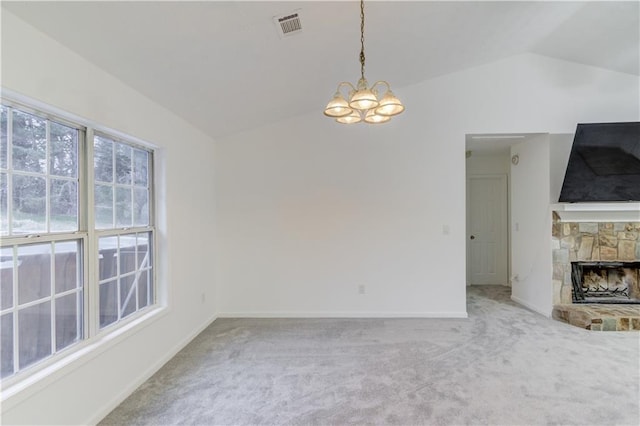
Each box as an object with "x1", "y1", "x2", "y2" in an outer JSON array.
[{"x1": 0, "y1": 96, "x2": 159, "y2": 388}]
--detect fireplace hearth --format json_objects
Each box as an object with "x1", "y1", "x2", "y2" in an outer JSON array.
[{"x1": 571, "y1": 261, "x2": 640, "y2": 304}]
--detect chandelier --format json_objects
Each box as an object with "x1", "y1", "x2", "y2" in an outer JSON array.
[{"x1": 323, "y1": 0, "x2": 405, "y2": 124}]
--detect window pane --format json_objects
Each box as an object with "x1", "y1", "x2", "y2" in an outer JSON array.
[
  {"x1": 133, "y1": 188, "x2": 149, "y2": 227},
  {"x1": 50, "y1": 179, "x2": 78, "y2": 232},
  {"x1": 55, "y1": 241, "x2": 79, "y2": 293},
  {"x1": 12, "y1": 110, "x2": 46, "y2": 174},
  {"x1": 94, "y1": 136, "x2": 113, "y2": 183},
  {"x1": 120, "y1": 275, "x2": 136, "y2": 319},
  {"x1": 115, "y1": 187, "x2": 132, "y2": 228},
  {"x1": 1, "y1": 106, "x2": 7, "y2": 169},
  {"x1": 1, "y1": 172, "x2": 7, "y2": 235},
  {"x1": 1, "y1": 313, "x2": 13, "y2": 378},
  {"x1": 138, "y1": 270, "x2": 149, "y2": 309},
  {"x1": 56, "y1": 292, "x2": 80, "y2": 351},
  {"x1": 119, "y1": 234, "x2": 136, "y2": 275},
  {"x1": 18, "y1": 301, "x2": 52, "y2": 369},
  {"x1": 1, "y1": 247, "x2": 13, "y2": 310},
  {"x1": 12, "y1": 174, "x2": 46, "y2": 234},
  {"x1": 18, "y1": 243, "x2": 51, "y2": 304},
  {"x1": 133, "y1": 149, "x2": 148, "y2": 186},
  {"x1": 99, "y1": 237, "x2": 118, "y2": 281},
  {"x1": 115, "y1": 143, "x2": 132, "y2": 184},
  {"x1": 137, "y1": 233, "x2": 151, "y2": 268},
  {"x1": 95, "y1": 184, "x2": 114, "y2": 229},
  {"x1": 99, "y1": 280, "x2": 118, "y2": 328},
  {"x1": 50, "y1": 122, "x2": 78, "y2": 178}
]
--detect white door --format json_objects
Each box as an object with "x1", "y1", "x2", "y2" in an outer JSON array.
[{"x1": 467, "y1": 175, "x2": 508, "y2": 285}]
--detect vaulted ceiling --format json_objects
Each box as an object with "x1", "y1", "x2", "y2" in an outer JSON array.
[{"x1": 3, "y1": 1, "x2": 639, "y2": 139}]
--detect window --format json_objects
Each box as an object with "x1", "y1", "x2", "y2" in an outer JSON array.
[
  {"x1": 93, "y1": 134, "x2": 154, "y2": 329},
  {"x1": 0, "y1": 101, "x2": 156, "y2": 381}
]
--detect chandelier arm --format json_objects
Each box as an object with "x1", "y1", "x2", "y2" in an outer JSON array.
[
  {"x1": 371, "y1": 81, "x2": 392, "y2": 93},
  {"x1": 337, "y1": 81, "x2": 357, "y2": 95}
]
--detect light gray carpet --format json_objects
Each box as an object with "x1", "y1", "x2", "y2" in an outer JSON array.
[{"x1": 100, "y1": 286, "x2": 640, "y2": 425}]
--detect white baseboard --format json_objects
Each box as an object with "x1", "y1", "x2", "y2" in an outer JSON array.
[
  {"x1": 217, "y1": 311, "x2": 468, "y2": 319},
  {"x1": 87, "y1": 313, "x2": 218, "y2": 425},
  {"x1": 511, "y1": 295, "x2": 551, "y2": 318}
]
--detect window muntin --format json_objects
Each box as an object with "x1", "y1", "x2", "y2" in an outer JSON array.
[{"x1": 0, "y1": 101, "x2": 156, "y2": 381}]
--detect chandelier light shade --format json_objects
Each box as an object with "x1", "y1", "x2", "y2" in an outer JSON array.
[
  {"x1": 364, "y1": 108, "x2": 391, "y2": 124},
  {"x1": 336, "y1": 110, "x2": 362, "y2": 124},
  {"x1": 323, "y1": 0, "x2": 404, "y2": 125},
  {"x1": 348, "y1": 78, "x2": 379, "y2": 110},
  {"x1": 375, "y1": 90, "x2": 405, "y2": 116},
  {"x1": 324, "y1": 92, "x2": 352, "y2": 118}
]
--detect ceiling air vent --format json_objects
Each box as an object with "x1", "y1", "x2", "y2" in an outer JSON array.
[{"x1": 273, "y1": 10, "x2": 302, "y2": 38}]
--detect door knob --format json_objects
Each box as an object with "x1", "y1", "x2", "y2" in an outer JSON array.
[{"x1": 470, "y1": 235, "x2": 475, "y2": 240}]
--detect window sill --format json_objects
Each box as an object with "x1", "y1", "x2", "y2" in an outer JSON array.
[{"x1": 1, "y1": 305, "x2": 169, "y2": 410}]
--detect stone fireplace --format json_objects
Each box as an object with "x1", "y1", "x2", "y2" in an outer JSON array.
[
  {"x1": 552, "y1": 221, "x2": 640, "y2": 303},
  {"x1": 552, "y1": 219, "x2": 640, "y2": 330}
]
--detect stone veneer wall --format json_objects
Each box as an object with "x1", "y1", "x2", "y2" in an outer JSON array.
[{"x1": 551, "y1": 217, "x2": 640, "y2": 305}]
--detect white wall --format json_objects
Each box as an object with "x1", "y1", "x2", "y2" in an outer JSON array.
[
  {"x1": 215, "y1": 53, "x2": 639, "y2": 318},
  {"x1": 507, "y1": 132, "x2": 572, "y2": 316},
  {"x1": 510, "y1": 135, "x2": 553, "y2": 315},
  {"x1": 549, "y1": 134, "x2": 574, "y2": 203},
  {"x1": 1, "y1": 11, "x2": 217, "y2": 425}
]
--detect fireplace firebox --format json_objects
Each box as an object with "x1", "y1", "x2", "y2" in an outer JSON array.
[{"x1": 571, "y1": 261, "x2": 640, "y2": 304}]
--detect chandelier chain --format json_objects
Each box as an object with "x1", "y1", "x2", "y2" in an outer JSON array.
[{"x1": 359, "y1": 0, "x2": 365, "y2": 80}]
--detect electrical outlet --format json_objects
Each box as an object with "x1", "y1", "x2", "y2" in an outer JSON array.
[{"x1": 358, "y1": 285, "x2": 366, "y2": 295}]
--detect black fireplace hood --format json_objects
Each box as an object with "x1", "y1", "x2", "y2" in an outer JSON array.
[{"x1": 559, "y1": 122, "x2": 640, "y2": 202}]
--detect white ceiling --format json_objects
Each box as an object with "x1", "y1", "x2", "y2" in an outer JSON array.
[{"x1": 3, "y1": 1, "x2": 639, "y2": 139}]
